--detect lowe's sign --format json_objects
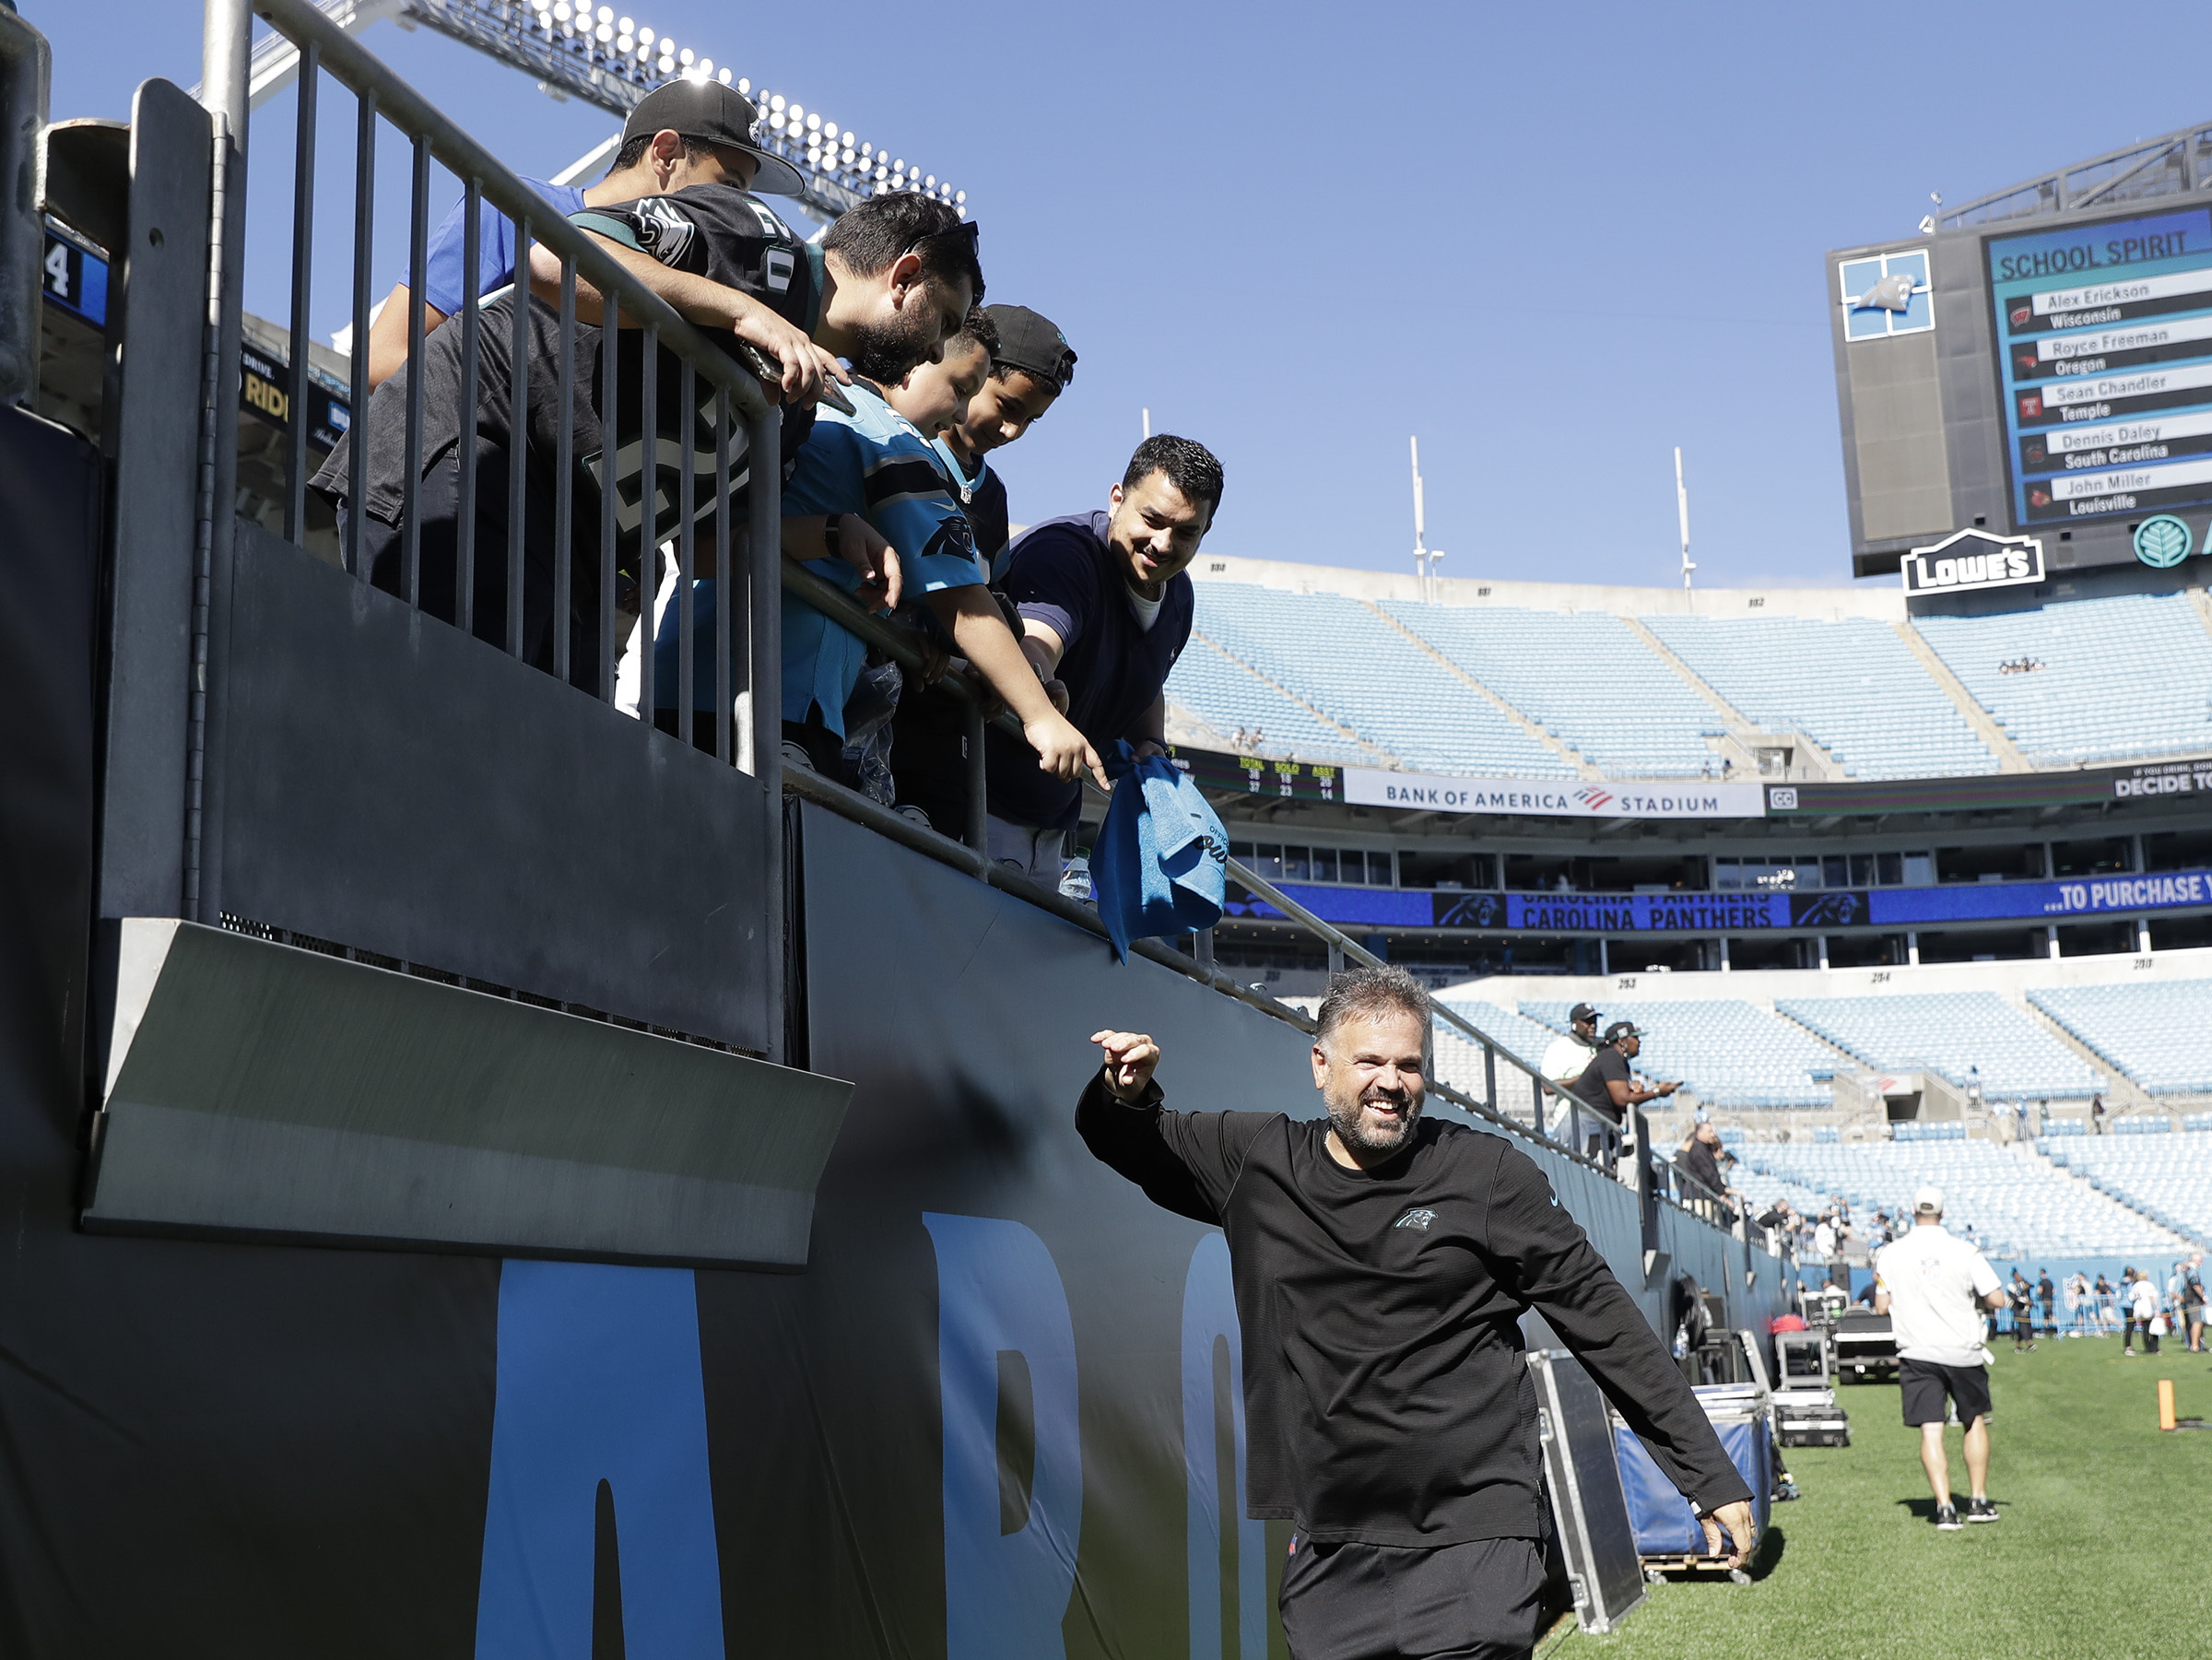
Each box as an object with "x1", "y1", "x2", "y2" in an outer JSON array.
[{"x1": 1901, "y1": 528, "x2": 2045, "y2": 595}]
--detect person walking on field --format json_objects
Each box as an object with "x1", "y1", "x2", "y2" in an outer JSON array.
[
  {"x1": 2124, "y1": 1268, "x2": 2162, "y2": 1356},
  {"x1": 1081, "y1": 967, "x2": 1755, "y2": 1659},
  {"x1": 2007, "y1": 1270, "x2": 2037, "y2": 1351},
  {"x1": 2182, "y1": 1253, "x2": 2207, "y2": 1354},
  {"x1": 1874, "y1": 1188, "x2": 2007, "y2": 1530}
]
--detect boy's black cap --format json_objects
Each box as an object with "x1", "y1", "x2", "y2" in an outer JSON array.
[
  {"x1": 1604, "y1": 1020, "x2": 1644, "y2": 1043},
  {"x1": 983, "y1": 304, "x2": 1077, "y2": 390},
  {"x1": 622, "y1": 78, "x2": 806, "y2": 196}
]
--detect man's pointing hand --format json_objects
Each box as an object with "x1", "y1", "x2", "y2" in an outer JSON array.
[{"x1": 1090, "y1": 1030, "x2": 1160, "y2": 1101}]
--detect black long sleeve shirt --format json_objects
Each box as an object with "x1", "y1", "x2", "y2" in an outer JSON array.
[{"x1": 1077, "y1": 1073, "x2": 1753, "y2": 1547}]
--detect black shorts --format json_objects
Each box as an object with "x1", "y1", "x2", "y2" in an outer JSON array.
[
  {"x1": 1899, "y1": 1358, "x2": 1992, "y2": 1428},
  {"x1": 1278, "y1": 1533, "x2": 1547, "y2": 1660}
]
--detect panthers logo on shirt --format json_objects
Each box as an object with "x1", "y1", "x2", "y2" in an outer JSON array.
[{"x1": 1394, "y1": 1208, "x2": 1438, "y2": 1232}]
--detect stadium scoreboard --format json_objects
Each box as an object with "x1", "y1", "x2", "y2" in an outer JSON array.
[{"x1": 1830, "y1": 177, "x2": 2212, "y2": 581}]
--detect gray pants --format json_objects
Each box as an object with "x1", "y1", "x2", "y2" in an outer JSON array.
[{"x1": 1278, "y1": 1534, "x2": 1547, "y2": 1660}]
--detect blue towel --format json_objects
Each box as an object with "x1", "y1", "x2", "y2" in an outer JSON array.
[{"x1": 1093, "y1": 743, "x2": 1228, "y2": 962}]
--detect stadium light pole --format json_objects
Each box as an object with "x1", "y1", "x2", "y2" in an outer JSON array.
[
  {"x1": 1675, "y1": 445, "x2": 1696, "y2": 595},
  {"x1": 1410, "y1": 435, "x2": 1442, "y2": 599}
]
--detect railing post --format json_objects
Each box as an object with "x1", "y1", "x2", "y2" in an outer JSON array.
[
  {"x1": 963, "y1": 699, "x2": 987, "y2": 855},
  {"x1": 1483, "y1": 1041, "x2": 1497, "y2": 1115},
  {"x1": 747, "y1": 402, "x2": 783, "y2": 1060},
  {"x1": 185, "y1": 0, "x2": 252, "y2": 925},
  {"x1": 0, "y1": 8, "x2": 52, "y2": 407}
]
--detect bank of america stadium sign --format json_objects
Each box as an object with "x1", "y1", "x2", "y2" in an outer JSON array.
[
  {"x1": 1339, "y1": 770, "x2": 1768, "y2": 820},
  {"x1": 1167, "y1": 748, "x2": 2212, "y2": 819}
]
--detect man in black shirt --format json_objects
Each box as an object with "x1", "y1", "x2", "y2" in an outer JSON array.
[
  {"x1": 985, "y1": 435, "x2": 1220, "y2": 877},
  {"x1": 1676, "y1": 1121, "x2": 1735, "y2": 1218},
  {"x1": 1569, "y1": 1021, "x2": 1677, "y2": 1170},
  {"x1": 1082, "y1": 967, "x2": 1754, "y2": 1660}
]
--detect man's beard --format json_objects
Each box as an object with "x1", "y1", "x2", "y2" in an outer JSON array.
[
  {"x1": 1327, "y1": 1084, "x2": 1422, "y2": 1158},
  {"x1": 844, "y1": 310, "x2": 940, "y2": 384}
]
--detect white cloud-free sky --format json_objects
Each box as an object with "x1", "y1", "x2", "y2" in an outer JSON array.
[{"x1": 36, "y1": 1, "x2": 2212, "y2": 588}]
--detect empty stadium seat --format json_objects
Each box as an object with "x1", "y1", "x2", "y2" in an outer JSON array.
[
  {"x1": 1189, "y1": 584, "x2": 1577, "y2": 776},
  {"x1": 1165, "y1": 636, "x2": 1371, "y2": 766},
  {"x1": 2041, "y1": 1129, "x2": 2212, "y2": 1246},
  {"x1": 1775, "y1": 992, "x2": 2100, "y2": 1099},
  {"x1": 1914, "y1": 594, "x2": 2212, "y2": 766},
  {"x1": 1379, "y1": 602, "x2": 1718, "y2": 777},
  {"x1": 1431, "y1": 1000, "x2": 1559, "y2": 1093},
  {"x1": 1641, "y1": 614, "x2": 1997, "y2": 781},
  {"x1": 2030, "y1": 980, "x2": 2212, "y2": 1095},
  {"x1": 1743, "y1": 1139, "x2": 2184, "y2": 1257}
]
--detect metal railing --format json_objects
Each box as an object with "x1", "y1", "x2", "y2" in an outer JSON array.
[
  {"x1": 0, "y1": 7, "x2": 48, "y2": 407},
  {"x1": 250, "y1": 0, "x2": 779, "y2": 755},
  {"x1": 780, "y1": 565, "x2": 1672, "y2": 1185},
  {"x1": 195, "y1": 2, "x2": 1794, "y2": 1235}
]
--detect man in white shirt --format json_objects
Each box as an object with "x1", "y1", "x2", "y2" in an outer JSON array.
[
  {"x1": 1539, "y1": 1003, "x2": 1602, "y2": 1092},
  {"x1": 1874, "y1": 1186, "x2": 2008, "y2": 1530}
]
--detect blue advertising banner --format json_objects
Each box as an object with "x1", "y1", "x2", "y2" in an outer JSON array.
[
  {"x1": 1223, "y1": 869, "x2": 2212, "y2": 934},
  {"x1": 1868, "y1": 870, "x2": 2212, "y2": 924}
]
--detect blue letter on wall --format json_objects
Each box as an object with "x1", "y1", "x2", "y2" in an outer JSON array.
[
  {"x1": 474, "y1": 1260, "x2": 724, "y2": 1660},
  {"x1": 924, "y1": 1213, "x2": 1082, "y2": 1660},
  {"x1": 1183, "y1": 1233, "x2": 1266, "y2": 1660}
]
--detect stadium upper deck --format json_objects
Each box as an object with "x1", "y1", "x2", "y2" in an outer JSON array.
[{"x1": 1168, "y1": 555, "x2": 2212, "y2": 783}]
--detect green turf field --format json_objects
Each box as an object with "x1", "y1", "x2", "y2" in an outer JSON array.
[{"x1": 1550, "y1": 1336, "x2": 2212, "y2": 1660}]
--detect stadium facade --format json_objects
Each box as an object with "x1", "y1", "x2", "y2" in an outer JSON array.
[
  {"x1": 0, "y1": 4, "x2": 1794, "y2": 1654},
  {"x1": 1170, "y1": 553, "x2": 2212, "y2": 994},
  {"x1": 3, "y1": 6, "x2": 2206, "y2": 1653}
]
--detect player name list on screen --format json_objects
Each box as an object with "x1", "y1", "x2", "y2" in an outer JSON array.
[{"x1": 1991, "y1": 206, "x2": 2212, "y2": 527}]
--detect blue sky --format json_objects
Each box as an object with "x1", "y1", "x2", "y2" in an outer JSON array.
[{"x1": 35, "y1": 1, "x2": 2212, "y2": 589}]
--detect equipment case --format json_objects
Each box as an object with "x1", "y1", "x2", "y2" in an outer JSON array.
[{"x1": 1611, "y1": 1383, "x2": 1771, "y2": 1583}]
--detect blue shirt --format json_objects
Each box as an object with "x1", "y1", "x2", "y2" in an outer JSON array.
[
  {"x1": 409, "y1": 178, "x2": 587, "y2": 316},
  {"x1": 780, "y1": 382, "x2": 985, "y2": 734},
  {"x1": 985, "y1": 511, "x2": 1194, "y2": 832}
]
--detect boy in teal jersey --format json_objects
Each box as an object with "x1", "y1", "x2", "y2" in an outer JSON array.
[{"x1": 779, "y1": 312, "x2": 1103, "y2": 789}]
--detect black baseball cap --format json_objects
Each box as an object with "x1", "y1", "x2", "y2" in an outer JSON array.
[
  {"x1": 1570, "y1": 1002, "x2": 1600, "y2": 1025},
  {"x1": 983, "y1": 304, "x2": 1077, "y2": 391},
  {"x1": 622, "y1": 79, "x2": 806, "y2": 196},
  {"x1": 1605, "y1": 1020, "x2": 1645, "y2": 1043}
]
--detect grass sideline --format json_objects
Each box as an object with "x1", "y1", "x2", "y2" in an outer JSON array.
[{"x1": 1551, "y1": 1336, "x2": 2212, "y2": 1660}]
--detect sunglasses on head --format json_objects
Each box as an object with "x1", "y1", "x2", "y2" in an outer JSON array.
[{"x1": 905, "y1": 218, "x2": 981, "y2": 259}]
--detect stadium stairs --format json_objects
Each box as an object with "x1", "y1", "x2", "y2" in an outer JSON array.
[
  {"x1": 2015, "y1": 1000, "x2": 2161, "y2": 1117},
  {"x1": 2034, "y1": 1137, "x2": 2207, "y2": 1252},
  {"x1": 1618, "y1": 618, "x2": 1849, "y2": 781},
  {"x1": 1891, "y1": 622, "x2": 2033, "y2": 771},
  {"x1": 1177, "y1": 630, "x2": 1396, "y2": 766},
  {"x1": 1354, "y1": 600, "x2": 1596, "y2": 778}
]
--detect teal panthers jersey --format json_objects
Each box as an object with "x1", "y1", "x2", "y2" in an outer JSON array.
[{"x1": 780, "y1": 380, "x2": 984, "y2": 733}]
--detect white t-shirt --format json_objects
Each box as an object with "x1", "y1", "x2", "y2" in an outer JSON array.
[
  {"x1": 2131, "y1": 1278, "x2": 2160, "y2": 1318},
  {"x1": 1540, "y1": 1033, "x2": 1595, "y2": 1085},
  {"x1": 1874, "y1": 1224, "x2": 2001, "y2": 1367}
]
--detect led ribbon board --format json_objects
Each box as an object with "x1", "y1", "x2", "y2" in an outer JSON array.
[{"x1": 1991, "y1": 206, "x2": 2212, "y2": 532}]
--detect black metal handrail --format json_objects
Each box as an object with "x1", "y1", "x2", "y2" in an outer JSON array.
[
  {"x1": 776, "y1": 572, "x2": 1637, "y2": 1181},
  {"x1": 253, "y1": 0, "x2": 782, "y2": 775}
]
